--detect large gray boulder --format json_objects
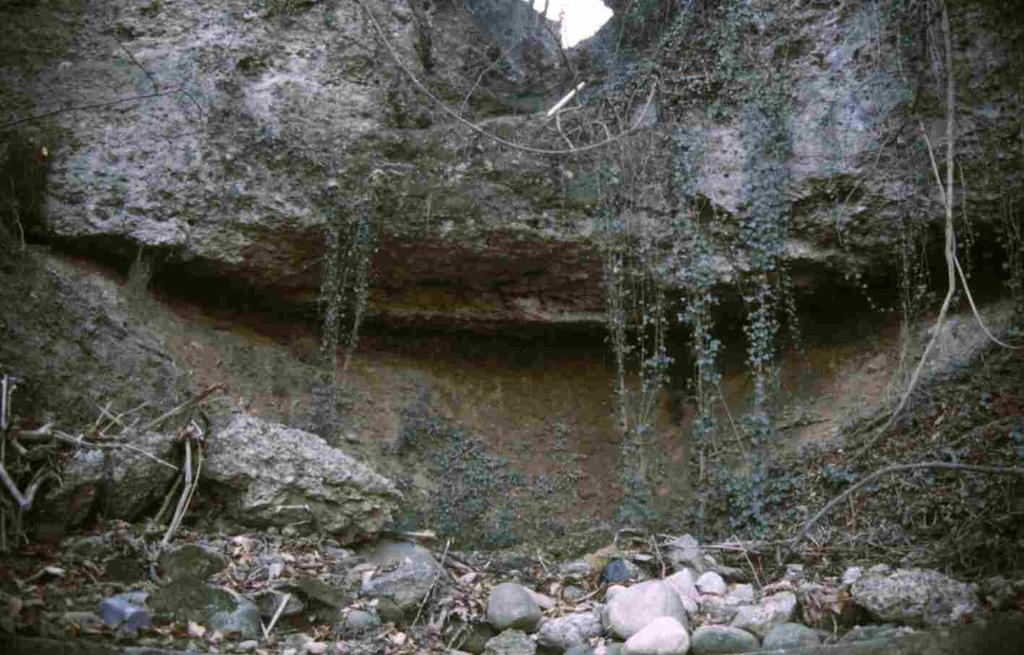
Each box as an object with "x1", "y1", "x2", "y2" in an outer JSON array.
[
  {"x1": 0, "y1": 0, "x2": 602, "y2": 331},
  {"x1": 204, "y1": 414, "x2": 400, "y2": 540},
  {"x1": 2, "y1": 254, "x2": 190, "y2": 534},
  {"x1": 850, "y1": 568, "x2": 980, "y2": 627},
  {"x1": 605, "y1": 580, "x2": 688, "y2": 640},
  {"x1": 2, "y1": 0, "x2": 1021, "y2": 339},
  {"x1": 536, "y1": 607, "x2": 603, "y2": 651}
]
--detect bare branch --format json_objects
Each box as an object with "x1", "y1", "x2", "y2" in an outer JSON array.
[{"x1": 783, "y1": 461, "x2": 1024, "y2": 562}]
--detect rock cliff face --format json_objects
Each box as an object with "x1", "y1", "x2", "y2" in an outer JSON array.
[
  {"x1": 3, "y1": 0, "x2": 1020, "y2": 331},
  {"x1": 2, "y1": 0, "x2": 595, "y2": 328},
  {"x1": 1, "y1": 0, "x2": 1022, "y2": 546}
]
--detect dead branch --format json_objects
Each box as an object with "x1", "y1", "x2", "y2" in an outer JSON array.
[
  {"x1": 412, "y1": 538, "x2": 451, "y2": 627},
  {"x1": 782, "y1": 461, "x2": 1024, "y2": 563},
  {"x1": 0, "y1": 460, "x2": 58, "y2": 511},
  {"x1": 730, "y1": 533, "x2": 763, "y2": 589},
  {"x1": 15, "y1": 425, "x2": 178, "y2": 472},
  {"x1": 261, "y1": 592, "x2": 292, "y2": 640},
  {"x1": 1, "y1": 375, "x2": 17, "y2": 432},
  {"x1": 161, "y1": 423, "x2": 204, "y2": 547},
  {"x1": 142, "y1": 383, "x2": 224, "y2": 433}
]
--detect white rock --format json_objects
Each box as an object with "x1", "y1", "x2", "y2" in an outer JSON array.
[
  {"x1": 606, "y1": 580, "x2": 688, "y2": 640},
  {"x1": 679, "y1": 595, "x2": 699, "y2": 617},
  {"x1": 730, "y1": 591, "x2": 797, "y2": 639},
  {"x1": 606, "y1": 585, "x2": 627, "y2": 601},
  {"x1": 842, "y1": 566, "x2": 863, "y2": 586},
  {"x1": 526, "y1": 589, "x2": 557, "y2": 611},
  {"x1": 560, "y1": 560, "x2": 592, "y2": 580},
  {"x1": 665, "y1": 569, "x2": 700, "y2": 603},
  {"x1": 696, "y1": 572, "x2": 728, "y2": 596},
  {"x1": 624, "y1": 616, "x2": 690, "y2": 655},
  {"x1": 784, "y1": 564, "x2": 806, "y2": 581}
]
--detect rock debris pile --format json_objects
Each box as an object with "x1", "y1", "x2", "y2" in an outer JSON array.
[{"x1": 1, "y1": 529, "x2": 1020, "y2": 654}]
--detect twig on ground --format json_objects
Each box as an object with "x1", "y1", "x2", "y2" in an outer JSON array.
[
  {"x1": 0, "y1": 461, "x2": 58, "y2": 511},
  {"x1": 412, "y1": 538, "x2": 451, "y2": 627},
  {"x1": 0, "y1": 462, "x2": 29, "y2": 509},
  {"x1": 143, "y1": 384, "x2": 224, "y2": 433},
  {"x1": 16, "y1": 426, "x2": 179, "y2": 472},
  {"x1": 730, "y1": 533, "x2": 763, "y2": 589},
  {"x1": 571, "y1": 585, "x2": 605, "y2": 608},
  {"x1": 1, "y1": 375, "x2": 18, "y2": 432},
  {"x1": 262, "y1": 592, "x2": 291, "y2": 641},
  {"x1": 151, "y1": 474, "x2": 183, "y2": 529},
  {"x1": 161, "y1": 422, "x2": 204, "y2": 547}
]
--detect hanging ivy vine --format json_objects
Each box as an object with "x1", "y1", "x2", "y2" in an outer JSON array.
[
  {"x1": 737, "y1": 56, "x2": 793, "y2": 530},
  {"x1": 315, "y1": 173, "x2": 380, "y2": 435},
  {"x1": 597, "y1": 138, "x2": 672, "y2": 528},
  {"x1": 668, "y1": 127, "x2": 722, "y2": 530}
]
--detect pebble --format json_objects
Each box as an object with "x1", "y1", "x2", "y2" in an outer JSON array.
[
  {"x1": 623, "y1": 616, "x2": 689, "y2": 654},
  {"x1": 486, "y1": 583, "x2": 543, "y2": 632},
  {"x1": 696, "y1": 572, "x2": 727, "y2": 596},
  {"x1": 690, "y1": 625, "x2": 760, "y2": 655},
  {"x1": 763, "y1": 622, "x2": 821, "y2": 649},
  {"x1": 603, "y1": 559, "x2": 635, "y2": 584},
  {"x1": 842, "y1": 566, "x2": 863, "y2": 586},
  {"x1": 97, "y1": 592, "x2": 151, "y2": 633}
]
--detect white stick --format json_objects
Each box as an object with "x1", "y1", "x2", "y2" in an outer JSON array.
[
  {"x1": 546, "y1": 82, "x2": 586, "y2": 118},
  {"x1": 262, "y1": 593, "x2": 291, "y2": 640}
]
